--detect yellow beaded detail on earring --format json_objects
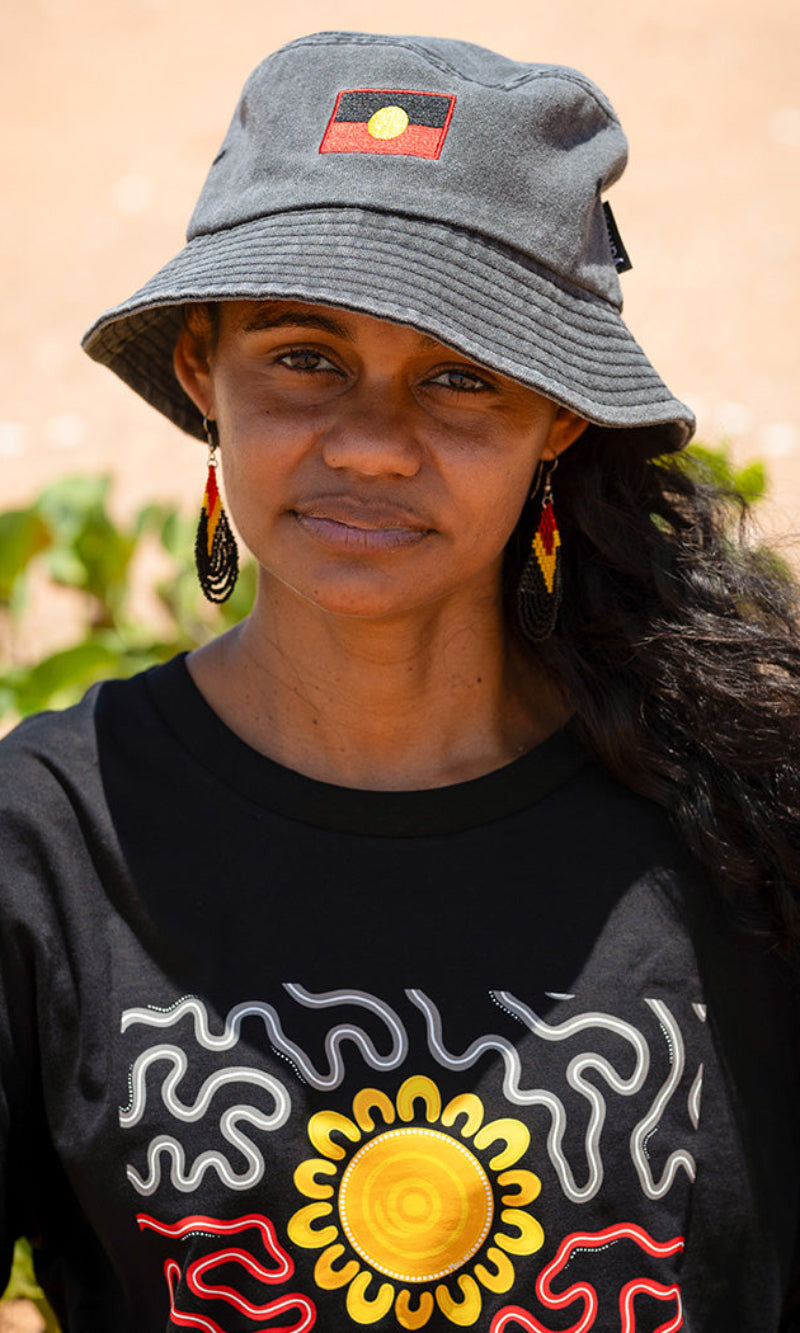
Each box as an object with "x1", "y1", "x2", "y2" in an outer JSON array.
[
  {"x1": 195, "y1": 416, "x2": 239, "y2": 604},
  {"x1": 516, "y1": 459, "x2": 561, "y2": 642}
]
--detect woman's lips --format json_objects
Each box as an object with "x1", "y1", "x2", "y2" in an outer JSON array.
[{"x1": 292, "y1": 500, "x2": 432, "y2": 552}]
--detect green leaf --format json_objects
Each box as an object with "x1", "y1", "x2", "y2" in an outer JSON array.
[
  {"x1": 0, "y1": 510, "x2": 51, "y2": 604},
  {"x1": 31, "y1": 476, "x2": 137, "y2": 619},
  {"x1": 2, "y1": 1238, "x2": 44, "y2": 1300},
  {"x1": 733, "y1": 460, "x2": 767, "y2": 505},
  {"x1": 11, "y1": 640, "x2": 121, "y2": 716},
  {"x1": 35, "y1": 475, "x2": 112, "y2": 541},
  {"x1": 665, "y1": 441, "x2": 768, "y2": 506}
]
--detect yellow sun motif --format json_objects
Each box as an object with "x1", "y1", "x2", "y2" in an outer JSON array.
[
  {"x1": 287, "y1": 1075, "x2": 543, "y2": 1328},
  {"x1": 367, "y1": 105, "x2": 410, "y2": 139}
]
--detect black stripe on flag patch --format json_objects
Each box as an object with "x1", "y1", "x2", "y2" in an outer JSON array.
[{"x1": 334, "y1": 90, "x2": 453, "y2": 129}]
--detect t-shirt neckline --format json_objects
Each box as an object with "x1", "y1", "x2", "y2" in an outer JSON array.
[{"x1": 145, "y1": 654, "x2": 588, "y2": 838}]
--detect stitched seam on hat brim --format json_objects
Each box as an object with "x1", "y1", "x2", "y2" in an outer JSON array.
[
  {"x1": 186, "y1": 205, "x2": 622, "y2": 310},
  {"x1": 84, "y1": 244, "x2": 681, "y2": 399},
  {"x1": 91, "y1": 206, "x2": 625, "y2": 323},
  {"x1": 93, "y1": 304, "x2": 689, "y2": 429},
  {"x1": 82, "y1": 218, "x2": 691, "y2": 426},
  {"x1": 279, "y1": 35, "x2": 620, "y2": 120},
  {"x1": 88, "y1": 278, "x2": 667, "y2": 391},
  {"x1": 100, "y1": 272, "x2": 632, "y2": 383},
  {"x1": 91, "y1": 309, "x2": 692, "y2": 444},
  {"x1": 91, "y1": 241, "x2": 642, "y2": 377},
  {"x1": 104, "y1": 316, "x2": 671, "y2": 406}
]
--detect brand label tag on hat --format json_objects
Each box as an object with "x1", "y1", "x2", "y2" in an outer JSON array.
[
  {"x1": 320, "y1": 89, "x2": 456, "y2": 159},
  {"x1": 602, "y1": 202, "x2": 633, "y2": 273}
]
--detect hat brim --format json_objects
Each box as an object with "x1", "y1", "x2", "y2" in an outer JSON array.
[{"x1": 82, "y1": 206, "x2": 695, "y2": 448}]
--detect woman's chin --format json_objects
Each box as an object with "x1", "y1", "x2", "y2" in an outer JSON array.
[{"x1": 261, "y1": 564, "x2": 441, "y2": 623}]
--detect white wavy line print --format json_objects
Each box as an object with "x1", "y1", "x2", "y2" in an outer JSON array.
[
  {"x1": 120, "y1": 1045, "x2": 291, "y2": 1128},
  {"x1": 119, "y1": 1043, "x2": 291, "y2": 1197},
  {"x1": 688, "y1": 1064, "x2": 703, "y2": 1130},
  {"x1": 407, "y1": 988, "x2": 650, "y2": 1204},
  {"x1": 127, "y1": 1105, "x2": 284, "y2": 1195},
  {"x1": 121, "y1": 989, "x2": 407, "y2": 1091},
  {"x1": 630, "y1": 998, "x2": 696, "y2": 1198}
]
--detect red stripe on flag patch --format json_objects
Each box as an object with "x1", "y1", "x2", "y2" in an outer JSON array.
[{"x1": 320, "y1": 121, "x2": 448, "y2": 158}]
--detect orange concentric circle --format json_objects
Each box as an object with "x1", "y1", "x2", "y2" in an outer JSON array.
[{"x1": 338, "y1": 1127, "x2": 493, "y2": 1282}]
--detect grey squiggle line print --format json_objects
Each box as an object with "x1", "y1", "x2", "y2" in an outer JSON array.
[
  {"x1": 630, "y1": 998, "x2": 696, "y2": 1198},
  {"x1": 119, "y1": 1043, "x2": 291, "y2": 1196},
  {"x1": 688, "y1": 1064, "x2": 703, "y2": 1130},
  {"x1": 407, "y1": 988, "x2": 650, "y2": 1203},
  {"x1": 122, "y1": 989, "x2": 407, "y2": 1091},
  {"x1": 120, "y1": 1044, "x2": 291, "y2": 1127},
  {"x1": 126, "y1": 1105, "x2": 286, "y2": 1195}
]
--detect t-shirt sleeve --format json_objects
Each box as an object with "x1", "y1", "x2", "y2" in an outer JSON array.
[
  {"x1": 0, "y1": 714, "x2": 73, "y2": 1290},
  {"x1": 0, "y1": 811, "x2": 42, "y2": 1285}
]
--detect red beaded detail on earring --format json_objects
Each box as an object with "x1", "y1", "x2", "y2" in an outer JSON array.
[{"x1": 516, "y1": 459, "x2": 562, "y2": 642}]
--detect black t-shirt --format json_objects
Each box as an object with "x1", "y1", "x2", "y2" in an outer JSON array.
[{"x1": 0, "y1": 655, "x2": 798, "y2": 1331}]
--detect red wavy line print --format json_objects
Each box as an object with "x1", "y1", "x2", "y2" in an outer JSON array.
[
  {"x1": 137, "y1": 1212, "x2": 293, "y2": 1279},
  {"x1": 163, "y1": 1258, "x2": 316, "y2": 1333},
  {"x1": 137, "y1": 1213, "x2": 316, "y2": 1332},
  {"x1": 490, "y1": 1223, "x2": 684, "y2": 1333}
]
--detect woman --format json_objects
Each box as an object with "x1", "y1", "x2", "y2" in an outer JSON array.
[{"x1": 1, "y1": 30, "x2": 799, "y2": 1332}]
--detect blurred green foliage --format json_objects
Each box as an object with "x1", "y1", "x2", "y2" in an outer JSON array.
[
  {"x1": 0, "y1": 444, "x2": 770, "y2": 722},
  {"x1": 2, "y1": 1238, "x2": 59, "y2": 1330},
  {"x1": 0, "y1": 474, "x2": 256, "y2": 720},
  {"x1": 667, "y1": 439, "x2": 767, "y2": 505}
]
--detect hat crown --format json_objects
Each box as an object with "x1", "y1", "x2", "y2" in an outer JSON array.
[{"x1": 188, "y1": 31, "x2": 628, "y2": 307}]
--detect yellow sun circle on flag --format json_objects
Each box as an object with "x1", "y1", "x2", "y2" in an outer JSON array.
[
  {"x1": 367, "y1": 105, "x2": 409, "y2": 139},
  {"x1": 339, "y1": 1127, "x2": 493, "y2": 1282}
]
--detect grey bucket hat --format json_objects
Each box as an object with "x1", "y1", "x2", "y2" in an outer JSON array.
[{"x1": 82, "y1": 31, "x2": 695, "y2": 449}]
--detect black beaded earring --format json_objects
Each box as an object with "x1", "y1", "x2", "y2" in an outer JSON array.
[
  {"x1": 516, "y1": 458, "x2": 561, "y2": 642},
  {"x1": 195, "y1": 416, "x2": 239, "y2": 603}
]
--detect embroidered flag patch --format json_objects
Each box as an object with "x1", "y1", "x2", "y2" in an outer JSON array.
[{"x1": 319, "y1": 89, "x2": 456, "y2": 159}]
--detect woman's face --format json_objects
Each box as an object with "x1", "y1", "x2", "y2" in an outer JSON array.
[{"x1": 175, "y1": 300, "x2": 586, "y2": 622}]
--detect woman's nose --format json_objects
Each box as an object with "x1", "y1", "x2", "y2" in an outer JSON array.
[{"x1": 320, "y1": 386, "x2": 423, "y2": 478}]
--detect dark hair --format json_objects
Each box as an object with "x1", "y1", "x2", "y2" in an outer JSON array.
[
  {"x1": 184, "y1": 300, "x2": 800, "y2": 940},
  {"x1": 509, "y1": 425, "x2": 800, "y2": 945},
  {"x1": 184, "y1": 302, "x2": 220, "y2": 352}
]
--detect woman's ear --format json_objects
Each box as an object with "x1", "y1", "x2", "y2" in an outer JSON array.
[
  {"x1": 540, "y1": 406, "x2": 589, "y2": 461},
  {"x1": 173, "y1": 323, "x2": 215, "y2": 419}
]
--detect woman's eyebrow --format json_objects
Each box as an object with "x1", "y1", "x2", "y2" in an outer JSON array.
[
  {"x1": 240, "y1": 308, "x2": 444, "y2": 353},
  {"x1": 240, "y1": 308, "x2": 353, "y2": 338}
]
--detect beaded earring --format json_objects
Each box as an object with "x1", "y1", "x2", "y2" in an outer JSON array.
[
  {"x1": 195, "y1": 416, "x2": 239, "y2": 603},
  {"x1": 516, "y1": 458, "x2": 562, "y2": 642}
]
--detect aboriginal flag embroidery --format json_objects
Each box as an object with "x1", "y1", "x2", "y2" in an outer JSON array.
[{"x1": 320, "y1": 89, "x2": 456, "y2": 159}]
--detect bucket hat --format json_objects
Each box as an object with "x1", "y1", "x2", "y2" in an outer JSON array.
[{"x1": 82, "y1": 31, "x2": 695, "y2": 449}]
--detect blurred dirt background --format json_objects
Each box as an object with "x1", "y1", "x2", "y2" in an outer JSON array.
[{"x1": 0, "y1": 0, "x2": 798, "y2": 534}]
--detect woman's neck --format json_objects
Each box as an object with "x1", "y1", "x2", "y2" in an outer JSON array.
[{"x1": 187, "y1": 580, "x2": 569, "y2": 790}]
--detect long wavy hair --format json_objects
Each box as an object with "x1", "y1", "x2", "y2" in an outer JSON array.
[
  {"x1": 185, "y1": 304, "x2": 800, "y2": 943},
  {"x1": 508, "y1": 424, "x2": 800, "y2": 946}
]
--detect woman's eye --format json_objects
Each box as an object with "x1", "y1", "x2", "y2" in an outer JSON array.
[
  {"x1": 428, "y1": 368, "x2": 488, "y2": 393},
  {"x1": 276, "y1": 349, "x2": 338, "y2": 373}
]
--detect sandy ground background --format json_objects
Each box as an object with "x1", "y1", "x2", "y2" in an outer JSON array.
[{"x1": 0, "y1": 0, "x2": 798, "y2": 542}]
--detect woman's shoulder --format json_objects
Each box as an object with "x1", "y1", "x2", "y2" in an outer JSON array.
[
  {"x1": 0, "y1": 667, "x2": 156, "y2": 812},
  {"x1": 0, "y1": 686, "x2": 100, "y2": 787}
]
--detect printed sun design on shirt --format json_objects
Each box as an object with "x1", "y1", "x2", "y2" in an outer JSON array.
[{"x1": 287, "y1": 1074, "x2": 543, "y2": 1328}]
